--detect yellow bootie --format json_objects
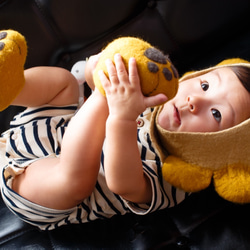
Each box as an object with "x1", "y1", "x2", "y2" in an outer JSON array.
[{"x1": 0, "y1": 30, "x2": 27, "y2": 111}]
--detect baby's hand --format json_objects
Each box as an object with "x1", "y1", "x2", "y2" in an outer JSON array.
[{"x1": 98, "y1": 54, "x2": 167, "y2": 122}]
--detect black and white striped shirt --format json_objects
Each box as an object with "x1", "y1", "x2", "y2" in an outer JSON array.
[{"x1": 1, "y1": 105, "x2": 187, "y2": 230}]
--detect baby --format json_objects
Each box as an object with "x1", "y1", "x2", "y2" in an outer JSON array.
[{"x1": 1, "y1": 33, "x2": 250, "y2": 230}]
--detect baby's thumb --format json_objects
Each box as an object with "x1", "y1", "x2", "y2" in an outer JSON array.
[{"x1": 144, "y1": 94, "x2": 168, "y2": 107}]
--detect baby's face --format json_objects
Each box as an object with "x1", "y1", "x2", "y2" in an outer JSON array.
[{"x1": 158, "y1": 67, "x2": 250, "y2": 132}]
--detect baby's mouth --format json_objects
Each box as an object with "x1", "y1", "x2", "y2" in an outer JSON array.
[{"x1": 174, "y1": 106, "x2": 181, "y2": 125}]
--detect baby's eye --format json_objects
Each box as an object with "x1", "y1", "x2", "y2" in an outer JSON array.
[
  {"x1": 201, "y1": 81, "x2": 209, "y2": 91},
  {"x1": 211, "y1": 109, "x2": 221, "y2": 122}
]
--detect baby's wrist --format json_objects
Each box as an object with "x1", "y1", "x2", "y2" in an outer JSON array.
[
  {"x1": 107, "y1": 113, "x2": 137, "y2": 123},
  {"x1": 106, "y1": 115, "x2": 137, "y2": 130}
]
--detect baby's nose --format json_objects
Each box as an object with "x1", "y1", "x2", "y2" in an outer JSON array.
[{"x1": 187, "y1": 96, "x2": 202, "y2": 113}]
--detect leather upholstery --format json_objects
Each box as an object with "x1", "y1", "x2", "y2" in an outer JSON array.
[{"x1": 1, "y1": 0, "x2": 250, "y2": 248}]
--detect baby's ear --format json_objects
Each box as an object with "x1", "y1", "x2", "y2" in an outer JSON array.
[{"x1": 0, "y1": 30, "x2": 27, "y2": 111}]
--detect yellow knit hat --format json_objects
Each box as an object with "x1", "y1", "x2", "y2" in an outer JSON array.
[
  {"x1": 0, "y1": 30, "x2": 27, "y2": 111},
  {"x1": 150, "y1": 58, "x2": 250, "y2": 203}
]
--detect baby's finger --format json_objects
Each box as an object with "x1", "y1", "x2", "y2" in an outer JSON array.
[
  {"x1": 144, "y1": 94, "x2": 168, "y2": 108},
  {"x1": 128, "y1": 57, "x2": 140, "y2": 88},
  {"x1": 114, "y1": 54, "x2": 129, "y2": 83},
  {"x1": 105, "y1": 58, "x2": 119, "y2": 85},
  {"x1": 98, "y1": 70, "x2": 111, "y2": 91}
]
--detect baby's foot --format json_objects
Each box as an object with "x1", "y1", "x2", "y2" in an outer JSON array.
[{"x1": 0, "y1": 30, "x2": 27, "y2": 111}]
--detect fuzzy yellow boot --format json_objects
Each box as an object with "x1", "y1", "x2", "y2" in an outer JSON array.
[{"x1": 0, "y1": 30, "x2": 27, "y2": 111}]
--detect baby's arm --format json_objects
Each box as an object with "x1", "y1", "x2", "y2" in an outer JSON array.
[
  {"x1": 100, "y1": 54, "x2": 167, "y2": 204},
  {"x1": 12, "y1": 66, "x2": 79, "y2": 107}
]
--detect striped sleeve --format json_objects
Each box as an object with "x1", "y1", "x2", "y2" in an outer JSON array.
[{"x1": 124, "y1": 109, "x2": 188, "y2": 214}]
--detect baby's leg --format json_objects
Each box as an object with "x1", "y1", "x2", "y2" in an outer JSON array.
[
  {"x1": 12, "y1": 90, "x2": 108, "y2": 209},
  {"x1": 12, "y1": 66, "x2": 80, "y2": 107},
  {"x1": 0, "y1": 30, "x2": 79, "y2": 110}
]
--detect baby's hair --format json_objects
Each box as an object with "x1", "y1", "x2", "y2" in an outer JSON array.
[{"x1": 229, "y1": 65, "x2": 250, "y2": 93}]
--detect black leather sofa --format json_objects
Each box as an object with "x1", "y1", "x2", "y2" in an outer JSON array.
[{"x1": 1, "y1": 0, "x2": 250, "y2": 249}]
